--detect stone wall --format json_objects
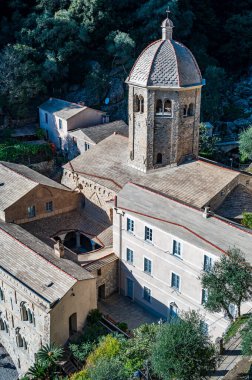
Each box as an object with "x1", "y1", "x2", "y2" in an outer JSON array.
[
  {"x1": 0, "y1": 269, "x2": 51, "y2": 376},
  {"x1": 62, "y1": 168, "x2": 115, "y2": 220},
  {"x1": 90, "y1": 259, "x2": 118, "y2": 299}
]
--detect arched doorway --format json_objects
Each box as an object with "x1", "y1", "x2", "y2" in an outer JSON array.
[
  {"x1": 157, "y1": 153, "x2": 162, "y2": 164},
  {"x1": 64, "y1": 231, "x2": 76, "y2": 249},
  {"x1": 69, "y1": 313, "x2": 77, "y2": 336}
]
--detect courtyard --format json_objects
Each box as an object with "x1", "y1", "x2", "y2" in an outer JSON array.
[{"x1": 98, "y1": 293, "x2": 159, "y2": 330}]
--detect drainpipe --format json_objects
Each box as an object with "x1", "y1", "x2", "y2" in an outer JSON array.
[{"x1": 115, "y1": 196, "x2": 123, "y2": 295}]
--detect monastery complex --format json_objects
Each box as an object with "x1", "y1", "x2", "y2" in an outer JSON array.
[{"x1": 0, "y1": 13, "x2": 251, "y2": 376}]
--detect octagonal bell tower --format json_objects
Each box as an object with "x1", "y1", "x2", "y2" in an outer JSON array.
[{"x1": 126, "y1": 12, "x2": 204, "y2": 173}]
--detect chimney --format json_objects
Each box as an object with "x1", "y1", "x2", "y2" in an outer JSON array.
[
  {"x1": 203, "y1": 206, "x2": 211, "y2": 219},
  {"x1": 54, "y1": 241, "x2": 64, "y2": 258}
]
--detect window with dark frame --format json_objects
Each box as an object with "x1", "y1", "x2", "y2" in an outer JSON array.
[{"x1": 143, "y1": 286, "x2": 151, "y2": 302}]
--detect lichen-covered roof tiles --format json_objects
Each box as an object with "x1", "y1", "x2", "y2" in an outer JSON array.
[
  {"x1": 126, "y1": 39, "x2": 202, "y2": 88},
  {"x1": 69, "y1": 120, "x2": 128, "y2": 145},
  {"x1": 0, "y1": 161, "x2": 70, "y2": 213},
  {"x1": 0, "y1": 222, "x2": 93, "y2": 305},
  {"x1": 63, "y1": 134, "x2": 240, "y2": 209}
]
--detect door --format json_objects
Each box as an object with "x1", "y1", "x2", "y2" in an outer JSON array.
[
  {"x1": 69, "y1": 313, "x2": 77, "y2": 336},
  {"x1": 98, "y1": 284, "x2": 106, "y2": 299},
  {"x1": 127, "y1": 278, "x2": 134, "y2": 299}
]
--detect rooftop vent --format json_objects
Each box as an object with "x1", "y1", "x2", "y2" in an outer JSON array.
[
  {"x1": 54, "y1": 241, "x2": 64, "y2": 258},
  {"x1": 46, "y1": 281, "x2": 54, "y2": 288},
  {"x1": 203, "y1": 206, "x2": 211, "y2": 219},
  {"x1": 0, "y1": 182, "x2": 4, "y2": 186}
]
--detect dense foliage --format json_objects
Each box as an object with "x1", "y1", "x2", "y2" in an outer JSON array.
[
  {"x1": 239, "y1": 125, "x2": 252, "y2": 161},
  {"x1": 0, "y1": 0, "x2": 251, "y2": 119},
  {"x1": 241, "y1": 316, "x2": 252, "y2": 356},
  {"x1": 69, "y1": 313, "x2": 216, "y2": 380},
  {"x1": 151, "y1": 311, "x2": 216, "y2": 380},
  {"x1": 201, "y1": 248, "x2": 252, "y2": 321}
]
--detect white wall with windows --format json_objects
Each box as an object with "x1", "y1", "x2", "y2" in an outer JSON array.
[{"x1": 113, "y1": 209, "x2": 235, "y2": 339}]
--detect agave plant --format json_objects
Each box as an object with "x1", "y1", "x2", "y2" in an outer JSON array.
[
  {"x1": 27, "y1": 361, "x2": 49, "y2": 380},
  {"x1": 36, "y1": 343, "x2": 64, "y2": 367}
]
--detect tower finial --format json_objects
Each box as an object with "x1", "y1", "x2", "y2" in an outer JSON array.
[
  {"x1": 161, "y1": 6, "x2": 174, "y2": 40},
  {"x1": 166, "y1": 6, "x2": 171, "y2": 19}
]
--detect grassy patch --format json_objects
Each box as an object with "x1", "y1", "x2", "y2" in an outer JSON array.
[{"x1": 224, "y1": 314, "x2": 251, "y2": 343}]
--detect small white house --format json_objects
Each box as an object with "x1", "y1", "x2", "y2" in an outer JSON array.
[{"x1": 39, "y1": 98, "x2": 106, "y2": 151}]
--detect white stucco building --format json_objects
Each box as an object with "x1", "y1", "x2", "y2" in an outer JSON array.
[
  {"x1": 39, "y1": 98, "x2": 106, "y2": 151},
  {"x1": 113, "y1": 183, "x2": 252, "y2": 339}
]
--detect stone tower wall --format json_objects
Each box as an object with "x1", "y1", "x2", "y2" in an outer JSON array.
[
  {"x1": 128, "y1": 85, "x2": 150, "y2": 172},
  {"x1": 176, "y1": 88, "x2": 201, "y2": 163},
  {"x1": 128, "y1": 85, "x2": 201, "y2": 171}
]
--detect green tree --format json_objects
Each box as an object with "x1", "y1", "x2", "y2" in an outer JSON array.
[
  {"x1": 88, "y1": 357, "x2": 128, "y2": 380},
  {"x1": 106, "y1": 30, "x2": 135, "y2": 64},
  {"x1": 239, "y1": 125, "x2": 252, "y2": 161},
  {"x1": 242, "y1": 212, "x2": 252, "y2": 229},
  {"x1": 201, "y1": 65, "x2": 229, "y2": 122},
  {"x1": 241, "y1": 316, "x2": 252, "y2": 356},
  {"x1": 0, "y1": 44, "x2": 45, "y2": 117},
  {"x1": 199, "y1": 123, "x2": 220, "y2": 158},
  {"x1": 151, "y1": 311, "x2": 216, "y2": 380},
  {"x1": 201, "y1": 248, "x2": 252, "y2": 321},
  {"x1": 121, "y1": 323, "x2": 158, "y2": 374}
]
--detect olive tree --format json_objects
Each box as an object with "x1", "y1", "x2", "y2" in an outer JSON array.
[
  {"x1": 151, "y1": 311, "x2": 216, "y2": 380},
  {"x1": 201, "y1": 248, "x2": 252, "y2": 321}
]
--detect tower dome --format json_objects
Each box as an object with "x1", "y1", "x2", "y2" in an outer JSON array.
[{"x1": 126, "y1": 14, "x2": 202, "y2": 89}]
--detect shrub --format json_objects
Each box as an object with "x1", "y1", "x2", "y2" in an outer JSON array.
[
  {"x1": 242, "y1": 212, "x2": 252, "y2": 229},
  {"x1": 69, "y1": 341, "x2": 94, "y2": 362},
  {"x1": 86, "y1": 335, "x2": 121, "y2": 367},
  {"x1": 87, "y1": 309, "x2": 102, "y2": 324},
  {"x1": 116, "y1": 322, "x2": 128, "y2": 332}
]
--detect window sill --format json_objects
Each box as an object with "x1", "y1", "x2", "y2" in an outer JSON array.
[
  {"x1": 143, "y1": 271, "x2": 152, "y2": 277},
  {"x1": 155, "y1": 115, "x2": 173, "y2": 118},
  {"x1": 144, "y1": 240, "x2": 153, "y2": 245},
  {"x1": 171, "y1": 287, "x2": 181, "y2": 293},
  {"x1": 171, "y1": 254, "x2": 183, "y2": 260},
  {"x1": 126, "y1": 230, "x2": 134, "y2": 235},
  {"x1": 125, "y1": 261, "x2": 134, "y2": 267}
]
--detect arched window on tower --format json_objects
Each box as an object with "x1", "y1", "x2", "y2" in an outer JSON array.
[
  {"x1": 28, "y1": 308, "x2": 35, "y2": 325},
  {"x1": 156, "y1": 153, "x2": 163, "y2": 164},
  {"x1": 183, "y1": 105, "x2": 188, "y2": 117},
  {"x1": 0, "y1": 287, "x2": 4, "y2": 301},
  {"x1": 0, "y1": 317, "x2": 5, "y2": 330},
  {"x1": 20, "y1": 302, "x2": 28, "y2": 321},
  {"x1": 16, "y1": 328, "x2": 23, "y2": 347},
  {"x1": 139, "y1": 96, "x2": 144, "y2": 113},
  {"x1": 164, "y1": 99, "x2": 172, "y2": 116},
  {"x1": 188, "y1": 103, "x2": 194, "y2": 116},
  {"x1": 134, "y1": 95, "x2": 140, "y2": 112},
  {"x1": 156, "y1": 99, "x2": 163, "y2": 115}
]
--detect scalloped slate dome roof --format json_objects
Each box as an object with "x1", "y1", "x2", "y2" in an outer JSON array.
[{"x1": 126, "y1": 39, "x2": 202, "y2": 88}]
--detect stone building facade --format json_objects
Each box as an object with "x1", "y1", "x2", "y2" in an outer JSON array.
[{"x1": 0, "y1": 222, "x2": 96, "y2": 377}]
